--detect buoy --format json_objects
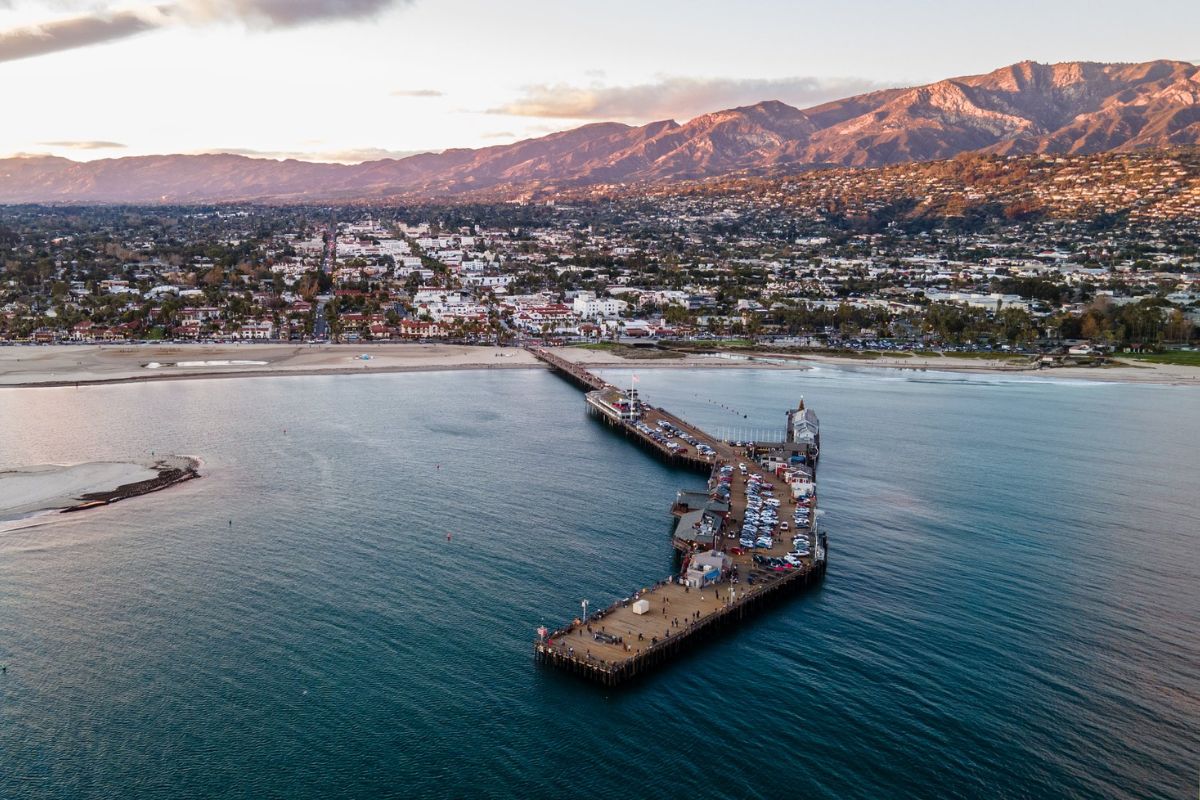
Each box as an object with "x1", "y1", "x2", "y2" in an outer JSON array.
[{"x1": 446, "y1": 533, "x2": 452, "y2": 541}]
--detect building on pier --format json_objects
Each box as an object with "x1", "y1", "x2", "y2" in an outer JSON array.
[
  {"x1": 786, "y1": 397, "x2": 820, "y2": 450},
  {"x1": 673, "y1": 507, "x2": 724, "y2": 549},
  {"x1": 684, "y1": 550, "x2": 730, "y2": 588}
]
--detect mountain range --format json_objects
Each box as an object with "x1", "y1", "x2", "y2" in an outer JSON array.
[{"x1": 1, "y1": 59, "x2": 1198, "y2": 204}]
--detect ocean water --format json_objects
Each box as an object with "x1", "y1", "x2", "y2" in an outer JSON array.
[{"x1": 0, "y1": 365, "x2": 1197, "y2": 799}]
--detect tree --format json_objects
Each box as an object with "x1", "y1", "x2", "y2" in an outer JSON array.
[
  {"x1": 664, "y1": 303, "x2": 692, "y2": 326},
  {"x1": 1164, "y1": 308, "x2": 1194, "y2": 343},
  {"x1": 997, "y1": 307, "x2": 1034, "y2": 344}
]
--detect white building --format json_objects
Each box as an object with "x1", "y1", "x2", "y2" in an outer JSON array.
[{"x1": 572, "y1": 292, "x2": 627, "y2": 319}]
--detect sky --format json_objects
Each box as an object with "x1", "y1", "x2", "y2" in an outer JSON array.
[{"x1": 1, "y1": 0, "x2": 1197, "y2": 163}]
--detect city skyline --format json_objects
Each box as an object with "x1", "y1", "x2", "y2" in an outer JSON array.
[{"x1": 1, "y1": 0, "x2": 1197, "y2": 163}]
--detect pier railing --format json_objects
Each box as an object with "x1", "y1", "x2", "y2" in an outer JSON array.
[
  {"x1": 535, "y1": 558, "x2": 826, "y2": 686},
  {"x1": 527, "y1": 346, "x2": 608, "y2": 391}
]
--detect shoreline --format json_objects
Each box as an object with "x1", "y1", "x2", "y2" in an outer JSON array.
[
  {"x1": 783, "y1": 352, "x2": 1200, "y2": 386},
  {"x1": 0, "y1": 359, "x2": 818, "y2": 389},
  {"x1": 60, "y1": 456, "x2": 201, "y2": 514},
  {"x1": 0, "y1": 455, "x2": 201, "y2": 525},
  {"x1": 2, "y1": 361, "x2": 550, "y2": 389},
  {"x1": 0, "y1": 343, "x2": 1196, "y2": 388}
]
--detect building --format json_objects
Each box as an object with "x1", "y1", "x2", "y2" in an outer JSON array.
[
  {"x1": 684, "y1": 550, "x2": 730, "y2": 588},
  {"x1": 572, "y1": 292, "x2": 626, "y2": 319},
  {"x1": 786, "y1": 397, "x2": 820, "y2": 449}
]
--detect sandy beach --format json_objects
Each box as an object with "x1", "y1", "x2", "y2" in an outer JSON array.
[
  {"x1": 756, "y1": 351, "x2": 1200, "y2": 386},
  {"x1": 0, "y1": 342, "x2": 1196, "y2": 387},
  {"x1": 0, "y1": 343, "x2": 542, "y2": 387},
  {"x1": 0, "y1": 456, "x2": 198, "y2": 523},
  {"x1": 548, "y1": 346, "x2": 1200, "y2": 385}
]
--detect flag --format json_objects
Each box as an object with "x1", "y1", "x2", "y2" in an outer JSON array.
[{"x1": 631, "y1": 373, "x2": 640, "y2": 384}]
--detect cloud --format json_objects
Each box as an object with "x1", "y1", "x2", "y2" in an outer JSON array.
[
  {"x1": 481, "y1": 131, "x2": 514, "y2": 139},
  {"x1": 390, "y1": 88, "x2": 443, "y2": 98},
  {"x1": 489, "y1": 75, "x2": 893, "y2": 121},
  {"x1": 178, "y1": 0, "x2": 405, "y2": 28},
  {"x1": 38, "y1": 139, "x2": 127, "y2": 150},
  {"x1": 0, "y1": 0, "x2": 412, "y2": 63},
  {"x1": 206, "y1": 146, "x2": 430, "y2": 163},
  {"x1": 0, "y1": 8, "x2": 161, "y2": 63}
]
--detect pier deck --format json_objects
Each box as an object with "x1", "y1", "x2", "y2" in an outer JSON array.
[{"x1": 529, "y1": 346, "x2": 826, "y2": 685}]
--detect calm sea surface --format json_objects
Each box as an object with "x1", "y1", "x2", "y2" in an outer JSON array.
[{"x1": 1, "y1": 365, "x2": 1197, "y2": 799}]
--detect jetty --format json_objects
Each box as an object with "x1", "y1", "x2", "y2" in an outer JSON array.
[
  {"x1": 530, "y1": 347, "x2": 827, "y2": 686},
  {"x1": 60, "y1": 455, "x2": 201, "y2": 514}
]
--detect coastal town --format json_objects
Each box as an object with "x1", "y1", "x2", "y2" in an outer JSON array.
[
  {"x1": 1, "y1": 152, "x2": 1198, "y2": 364},
  {"x1": 3, "y1": 0, "x2": 1199, "y2": 791}
]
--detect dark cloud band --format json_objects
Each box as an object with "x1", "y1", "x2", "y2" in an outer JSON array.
[
  {"x1": 0, "y1": 11, "x2": 158, "y2": 64},
  {"x1": 0, "y1": 0, "x2": 413, "y2": 64}
]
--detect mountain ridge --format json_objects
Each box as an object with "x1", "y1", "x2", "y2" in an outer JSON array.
[{"x1": 1, "y1": 59, "x2": 1197, "y2": 203}]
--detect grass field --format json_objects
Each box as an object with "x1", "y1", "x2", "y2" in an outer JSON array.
[
  {"x1": 1117, "y1": 350, "x2": 1200, "y2": 367},
  {"x1": 930, "y1": 351, "x2": 1033, "y2": 361},
  {"x1": 572, "y1": 342, "x2": 685, "y2": 359},
  {"x1": 664, "y1": 339, "x2": 756, "y2": 351}
]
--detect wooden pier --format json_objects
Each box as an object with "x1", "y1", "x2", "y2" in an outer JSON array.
[
  {"x1": 528, "y1": 346, "x2": 608, "y2": 391},
  {"x1": 528, "y1": 346, "x2": 828, "y2": 686},
  {"x1": 585, "y1": 389, "x2": 715, "y2": 473}
]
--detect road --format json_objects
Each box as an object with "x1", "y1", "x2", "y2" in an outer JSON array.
[
  {"x1": 314, "y1": 299, "x2": 329, "y2": 340},
  {"x1": 313, "y1": 214, "x2": 335, "y2": 340}
]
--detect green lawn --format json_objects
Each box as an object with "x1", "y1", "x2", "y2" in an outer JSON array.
[
  {"x1": 1117, "y1": 350, "x2": 1200, "y2": 367},
  {"x1": 827, "y1": 350, "x2": 881, "y2": 359},
  {"x1": 937, "y1": 351, "x2": 1033, "y2": 361},
  {"x1": 572, "y1": 341, "x2": 684, "y2": 359},
  {"x1": 665, "y1": 338, "x2": 756, "y2": 351}
]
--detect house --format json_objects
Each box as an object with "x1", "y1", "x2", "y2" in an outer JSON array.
[
  {"x1": 180, "y1": 306, "x2": 220, "y2": 323},
  {"x1": 399, "y1": 319, "x2": 445, "y2": 339},
  {"x1": 176, "y1": 320, "x2": 203, "y2": 339},
  {"x1": 368, "y1": 322, "x2": 393, "y2": 339},
  {"x1": 231, "y1": 320, "x2": 276, "y2": 340}
]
